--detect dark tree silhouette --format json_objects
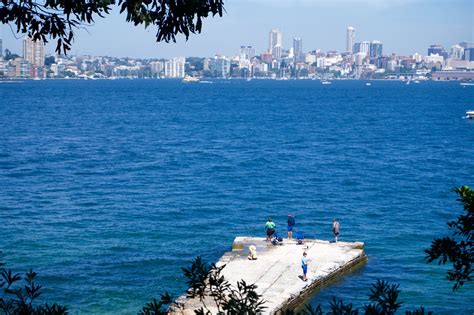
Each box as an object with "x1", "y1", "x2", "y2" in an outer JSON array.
[
  {"x1": 0, "y1": 255, "x2": 67, "y2": 314},
  {"x1": 425, "y1": 186, "x2": 473, "y2": 290},
  {"x1": 0, "y1": 0, "x2": 224, "y2": 54}
]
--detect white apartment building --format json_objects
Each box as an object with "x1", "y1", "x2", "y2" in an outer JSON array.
[{"x1": 164, "y1": 57, "x2": 185, "y2": 78}]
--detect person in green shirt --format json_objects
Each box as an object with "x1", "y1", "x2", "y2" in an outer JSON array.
[{"x1": 265, "y1": 217, "x2": 276, "y2": 241}]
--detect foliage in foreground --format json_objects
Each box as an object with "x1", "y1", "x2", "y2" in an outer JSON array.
[
  {"x1": 0, "y1": 0, "x2": 224, "y2": 54},
  {"x1": 425, "y1": 185, "x2": 473, "y2": 290},
  {"x1": 0, "y1": 255, "x2": 67, "y2": 314},
  {"x1": 140, "y1": 257, "x2": 432, "y2": 315},
  {"x1": 139, "y1": 256, "x2": 266, "y2": 315}
]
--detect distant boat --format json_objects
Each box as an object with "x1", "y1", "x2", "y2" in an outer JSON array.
[
  {"x1": 321, "y1": 80, "x2": 331, "y2": 85},
  {"x1": 366, "y1": 82, "x2": 371, "y2": 86},
  {"x1": 460, "y1": 82, "x2": 474, "y2": 86},
  {"x1": 465, "y1": 110, "x2": 474, "y2": 119},
  {"x1": 414, "y1": 80, "x2": 420, "y2": 84},
  {"x1": 406, "y1": 80, "x2": 411, "y2": 85},
  {"x1": 182, "y1": 75, "x2": 200, "y2": 83}
]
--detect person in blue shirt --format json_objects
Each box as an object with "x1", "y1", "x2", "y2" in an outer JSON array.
[
  {"x1": 287, "y1": 214, "x2": 295, "y2": 239},
  {"x1": 301, "y1": 251, "x2": 308, "y2": 281}
]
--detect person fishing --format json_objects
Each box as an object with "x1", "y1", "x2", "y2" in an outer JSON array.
[
  {"x1": 287, "y1": 214, "x2": 296, "y2": 239},
  {"x1": 265, "y1": 217, "x2": 276, "y2": 241},
  {"x1": 332, "y1": 218, "x2": 340, "y2": 243}
]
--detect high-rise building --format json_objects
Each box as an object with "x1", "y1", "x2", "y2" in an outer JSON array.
[
  {"x1": 427, "y1": 44, "x2": 447, "y2": 59},
  {"x1": 353, "y1": 41, "x2": 370, "y2": 56},
  {"x1": 269, "y1": 29, "x2": 282, "y2": 58},
  {"x1": 464, "y1": 48, "x2": 474, "y2": 61},
  {"x1": 293, "y1": 37, "x2": 303, "y2": 63},
  {"x1": 273, "y1": 45, "x2": 282, "y2": 60},
  {"x1": 23, "y1": 37, "x2": 44, "y2": 67},
  {"x1": 450, "y1": 45, "x2": 464, "y2": 60},
  {"x1": 346, "y1": 27, "x2": 355, "y2": 53},
  {"x1": 164, "y1": 57, "x2": 185, "y2": 78},
  {"x1": 0, "y1": 39, "x2": 3, "y2": 57},
  {"x1": 459, "y1": 42, "x2": 474, "y2": 61},
  {"x1": 360, "y1": 41, "x2": 370, "y2": 56},
  {"x1": 369, "y1": 41, "x2": 383, "y2": 60}
]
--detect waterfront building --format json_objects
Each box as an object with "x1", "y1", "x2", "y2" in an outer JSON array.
[
  {"x1": 346, "y1": 26, "x2": 355, "y2": 53},
  {"x1": 23, "y1": 37, "x2": 44, "y2": 67},
  {"x1": 164, "y1": 57, "x2": 185, "y2": 78},
  {"x1": 432, "y1": 70, "x2": 474, "y2": 81},
  {"x1": 424, "y1": 54, "x2": 444, "y2": 69},
  {"x1": 0, "y1": 58, "x2": 5, "y2": 76},
  {"x1": 293, "y1": 37, "x2": 303, "y2": 63},
  {"x1": 150, "y1": 61, "x2": 163, "y2": 75},
  {"x1": 12, "y1": 58, "x2": 30, "y2": 78},
  {"x1": 209, "y1": 55, "x2": 230, "y2": 77},
  {"x1": 0, "y1": 38, "x2": 2, "y2": 57}
]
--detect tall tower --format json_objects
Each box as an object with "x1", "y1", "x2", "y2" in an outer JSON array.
[
  {"x1": 269, "y1": 29, "x2": 283, "y2": 56},
  {"x1": 293, "y1": 37, "x2": 303, "y2": 62},
  {"x1": 346, "y1": 26, "x2": 355, "y2": 53},
  {"x1": 23, "y1": 37, "x2": 44, "y2": 67}
]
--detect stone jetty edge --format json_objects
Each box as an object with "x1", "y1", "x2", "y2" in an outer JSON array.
[{"x1": 274, "y1": 251, "x2": 368, "y2": 314}]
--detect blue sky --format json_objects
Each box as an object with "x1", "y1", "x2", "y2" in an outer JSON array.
[{"x1": 0, "y1": 0, "x2": 473, "y2": 58}]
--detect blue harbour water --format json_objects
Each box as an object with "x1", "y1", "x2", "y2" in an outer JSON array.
[{"x1": 0, "y1": 79, "x2": 473, "y2": 314}]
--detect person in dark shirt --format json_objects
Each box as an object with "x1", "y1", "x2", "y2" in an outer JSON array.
[{"x1": 287, "y1": 214, "x2": 295, "y2": 239}]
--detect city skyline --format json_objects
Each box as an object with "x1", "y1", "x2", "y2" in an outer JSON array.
[{"x1": 0, "y1": 0, "x2": 472, "y2": 58}]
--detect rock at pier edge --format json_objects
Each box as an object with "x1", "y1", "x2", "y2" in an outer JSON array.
[{"x1": 171, "y1": 237, "x2": 367, "y2": 315}]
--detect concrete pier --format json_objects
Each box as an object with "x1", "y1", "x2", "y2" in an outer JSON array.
[{"x1": 173, "y1": 237, "x2": 367, "y2": 314}]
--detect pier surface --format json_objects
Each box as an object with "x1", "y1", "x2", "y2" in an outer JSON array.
[{"x1": 174, "y1": 237, "x2": 367, "y2": 314}]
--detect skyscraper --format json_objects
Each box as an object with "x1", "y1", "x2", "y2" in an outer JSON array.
[
  {"x1": 269, "y1": 29, "x2": 282, "y2": 58},
  {"x1": 369, "y1": 41, "x2": 383, "y2": 60},
  {"x1": 293, "y1": 37, "x2": 303, "y2": 63},
  {"x1": 23, "y1": 37, "x2": 44, "y2": 67},
  {"x1": 346, "y1": 27, "x2": 355, "y2": 53},
  {"x1": 0, "y1": 39, "x2": 3, "y2": 57}
]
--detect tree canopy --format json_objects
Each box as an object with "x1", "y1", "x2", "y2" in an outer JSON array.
[
  {"x1": 0, "y1": 0, "x2": 224, "y2": 54},
  {"x1": 425, "y1": 186, "x2": 473, "y2": 290}
]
